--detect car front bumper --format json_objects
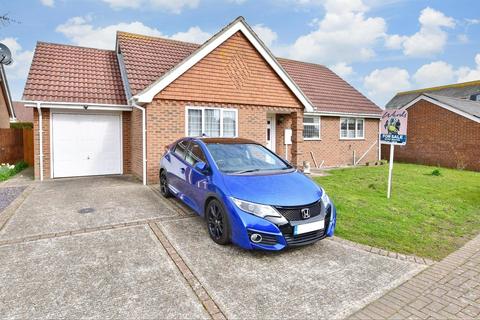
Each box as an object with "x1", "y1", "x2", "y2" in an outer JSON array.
[{"x1": 225, "y1": 198, "x2": 337, "y2": 251}]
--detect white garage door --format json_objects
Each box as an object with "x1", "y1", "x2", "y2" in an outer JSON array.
[{"x1": 52, "y1": 112, "x2": 122, "y2": 178}]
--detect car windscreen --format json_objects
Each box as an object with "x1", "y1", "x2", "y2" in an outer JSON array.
[{"x1": 205, "y1": 143, "x2": 291, "y2": 174}]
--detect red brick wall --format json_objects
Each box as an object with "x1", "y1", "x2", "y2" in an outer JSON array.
[
  {"x1": 157, "y1": 32, "x2": 302, "y2": 109},
  {"x1": 33, "y1": 108, "x2": 51, "y2": 180},
  {"x1": 122, "y1": 111, "x2": 131, "y2": 174},
  {"x1": 130, "y1": 108, "x2": 143, "y2": 179},
  {"x1": 302, "y1": 117, "x2": 379, "y2": 167},
  {"x1": 381, "y1": 100, "x2": 480, "y2": 171}
]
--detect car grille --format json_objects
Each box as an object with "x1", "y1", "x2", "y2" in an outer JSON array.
[
  {"x1": 274, "y1": 200, "x2": 323, "y2": 221},
  {"x1": 279, "y1": 205, "x2": 331, "y2": 247}
]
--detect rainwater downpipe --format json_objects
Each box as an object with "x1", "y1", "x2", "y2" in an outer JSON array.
[
  {"x1": 36, "y1": 102, "x2": 43, "y2": 181},
  {"x1": 132, "y1": 101, "x2": 146, "y2": 185}
]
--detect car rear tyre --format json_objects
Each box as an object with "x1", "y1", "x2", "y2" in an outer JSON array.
[
  {"x1": 206, "y1": 199, "x2": 230, "y2": 245},
  {"x1": 159, "y1": 170, "x2": 172, "y2": 198}
]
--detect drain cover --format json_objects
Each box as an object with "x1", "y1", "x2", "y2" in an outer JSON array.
[{"x1": 78, "y1": 207, "x2": 95, "y2": 214}]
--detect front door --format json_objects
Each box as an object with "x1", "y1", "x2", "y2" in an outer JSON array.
[{"x1": 266, "y1": 115, "x2": 276, "y2": 152}]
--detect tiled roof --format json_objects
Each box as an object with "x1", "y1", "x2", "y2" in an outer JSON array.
[
  {"x1": 386, "y1": 80, "x2": 480, "y2": 109},
  {"x1": 117, "y1": 32, "x2": 200, "y2": 95},
  {"x1": 277, "y1": 58, "x2": 381, "y2": 115},
  {"x1": 23, "y1": 42, "x2": 126, "y2": 105},
  {"x1": 118, "y1": 32, "x2": 381, "y2": 115},
  {"x1": 423, "y1": 93, "x2": 480, "y2": 120}
]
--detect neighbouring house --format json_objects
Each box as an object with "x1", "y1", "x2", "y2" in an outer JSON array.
[
  {"x1": 12, "y1": 101, "x2": 33, "y2": 123},
  {"x1": 383, "y1": 81, "x2": 480, "y2": 171},
  {"x1": 23, "y1": 17, "x2": 382, "y2": 184},
  {"x1": 0, "y1": 64, "x2": 16, "y2": 128}
]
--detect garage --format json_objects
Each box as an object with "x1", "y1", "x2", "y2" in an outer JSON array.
[{"x1": 51, "y1": 111, "x2": 123, "y2": 178}]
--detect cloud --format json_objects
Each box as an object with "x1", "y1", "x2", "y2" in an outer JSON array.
[
  {"x1": 56, "y1": 16, "x2": 164, "y2": 49},
  {"x1": 286, "y1": 0, "x2": 386, "y2": 65},
  {"x1": 0, "y1": 38, "x2": 34, "y2": 99},
  {"x1": 457, "y1": 54, "x2": 480, "y2": 83},
  {"x1": 386, "y1": 7, "x2": 455, "y2": 57},
  {"x1": 101, "y1": 0, "x2": 199, "y2": 13},
  {"x1": 40, "y1": 0, "x2": 54, "y2": 7},
  {"x1": 329, "y1": 62, "x2": 354, "y2": 79},
  {"x1": 170, "y1": 26, "x2": 211, "y2": 44},
  {"x1": 56, "y1": 16, "x2": 212, "y2": 49},
  {"x1": 364, "y1": 67, "x2": 410, "y2": 105},
  {"x1": 252, "y1": 24, "x2": 278, "y2": 47},
  {"x1": 413, "y1": 61, "x2": 455, "y2": 87}
]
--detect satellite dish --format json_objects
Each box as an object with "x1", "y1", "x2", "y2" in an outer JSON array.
[{"x1": 0, "y1": 43, "x2": 13, "y2": 65}]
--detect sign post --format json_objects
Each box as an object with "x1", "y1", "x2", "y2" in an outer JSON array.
[{"x1": 380, "y1": 109, "x2": 408, "y2": 199}]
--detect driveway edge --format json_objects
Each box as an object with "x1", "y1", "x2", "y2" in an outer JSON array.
[
  {"x1": 149, "y1": 222, "x2": 226, "y2": 320},
  {"x1": 0, "y1": 183, "x2": 36, "y2": 232},
  {"x1": 329, "y1": 236, "x2": 435, "y2": 266}
]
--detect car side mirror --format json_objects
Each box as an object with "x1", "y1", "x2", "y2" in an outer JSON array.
[{"x1": 194, "y1": 161, "x2": 208, "y2": 173}]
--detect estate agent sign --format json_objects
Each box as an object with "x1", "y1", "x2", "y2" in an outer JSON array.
[
  {"x1": 380, "y1": 108, "x2": 408, "y2": 199},
  {"x1": 380, "y1": 109, "x2": 408, "y2": 145}
]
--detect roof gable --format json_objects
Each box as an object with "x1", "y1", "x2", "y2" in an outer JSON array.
[
  {"x1": 154, "y1": 32, "x2": 303, "y2": 108},
  {"x1": 126, "y1": 17, "x2": 314, "y2": 111}
]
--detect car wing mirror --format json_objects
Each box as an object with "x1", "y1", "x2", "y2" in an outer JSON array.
[{"x1": 194, "y1": 161, "x2": 208, "y2": 173}]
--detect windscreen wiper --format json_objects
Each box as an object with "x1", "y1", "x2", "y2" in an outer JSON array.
[{"x1": 234, "y1": 168, "x2": 261, "y2": 174}]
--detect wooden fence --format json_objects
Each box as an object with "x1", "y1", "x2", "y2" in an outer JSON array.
[{"x1": 0, "y1": 128, "x2": 34, "y2": 165}]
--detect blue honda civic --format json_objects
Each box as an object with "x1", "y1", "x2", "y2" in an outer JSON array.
[{"x1": 159, "y1": 137, "x2": 336, "y2": 250}]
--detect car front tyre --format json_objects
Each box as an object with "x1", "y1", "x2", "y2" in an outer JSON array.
[
  {"x1": 159, "y1": 170, "x2": 172, "y2": 198},
  {"x1": 206, "y1": 199, "x2": 230, "y2": 245}
]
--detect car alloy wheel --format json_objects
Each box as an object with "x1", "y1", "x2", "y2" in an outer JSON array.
[
  {"x1": 159, "y1": 171, "x2": 172, "y2": 198},
  {"x1": 206, "y1": 199, "x2": 230, "y2": 245}
]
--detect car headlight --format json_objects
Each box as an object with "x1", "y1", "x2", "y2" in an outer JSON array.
[
  {"x1": 230, "y1": 197, "x2": 282, "y2": 218},
  {"x1": 320, "y1": 188, "x2": 331, "y2": 208}
]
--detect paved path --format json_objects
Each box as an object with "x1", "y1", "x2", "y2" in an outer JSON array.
[{"x1": 350, "y1": 234, "x2": 480, "y2": 319}]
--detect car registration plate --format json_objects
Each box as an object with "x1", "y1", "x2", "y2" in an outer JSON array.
[{"x1": 294, "y1": 220, "x2": 325, "y2": 235}]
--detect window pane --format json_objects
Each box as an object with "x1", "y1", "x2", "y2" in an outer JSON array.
[
  {"x1": 174, "y1": 140, "x2": 188, "y2": 159},
  {"x1": 303, "y1": 117, "x2": 314, "y2": 124},
  {"x1": 348, "y1": 119, "x2": 355, "y2": 138},
  {"x1": 340, "y1": 118, "x2": 348, "y2": 138},
  {"x1": 204, "y1": 109, "x2": 220, "y2": 137},
  {"x1": 356, "y1": 119, "x2": 364, "y2": 138},
  {"x1": 303, "y1": 124, "x2": 319, "y2": 139},
  {"x1": 186, "y1": 142, "x2": 206, "y2": 166},
  {"x1": 223, "y1": 110, "x2": 236, "y2": 137},
  {"x1": 188, "y1": 109, "x2": 202, "y2": 136}
]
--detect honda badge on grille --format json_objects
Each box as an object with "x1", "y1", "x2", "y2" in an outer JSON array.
[{"x1": 301, "y1": 208, "x2": 310, "y2": 219}]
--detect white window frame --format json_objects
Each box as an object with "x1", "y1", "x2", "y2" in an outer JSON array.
[
  {"x1": 303, "y1": 115, "x2": 321, "y2": 140},
  {"x1": 185, "y1": 106, "x2": 238, "y2": 138},
  {"x1": 339, "y1": 117, "x2": 365, "y2": 140}
]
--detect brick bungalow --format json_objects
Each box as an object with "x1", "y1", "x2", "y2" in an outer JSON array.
[
  {"x1": 23, "y1": 17, "x2": 382, "y2": 184},
  {"x1": 383, "y1": 82, "x2": 480, "y2": 171}
]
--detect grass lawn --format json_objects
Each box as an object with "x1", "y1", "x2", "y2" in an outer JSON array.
[
  {"x1": 0, "y1": 161, "x2": 28, "y2": 181},
  {"x1": 314, "y1": 163, "x2": 480, "y2": 260}
]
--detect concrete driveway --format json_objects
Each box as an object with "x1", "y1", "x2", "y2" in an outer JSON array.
[{"x1": 0, "y1": 176, "x2": 425, "y2": 319}]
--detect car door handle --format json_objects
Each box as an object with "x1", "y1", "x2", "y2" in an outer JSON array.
[{"x1": 180, "y1": 168, "x2": 186, "y2": 174}]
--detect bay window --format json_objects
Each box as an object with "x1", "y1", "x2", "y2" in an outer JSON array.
[
  {"x1": 340, "y1": 118, "x2": 364, "y2": 139},
  {"x1": 303, "y1": 116, "x2": 320, "y2": 139},
  {"x1": 187, "y1": 107, "x2": 237, "y2": 137}
]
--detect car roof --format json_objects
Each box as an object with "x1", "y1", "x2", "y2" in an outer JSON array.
[{"x1": 195, "y1": 137, "x2": 259, "y2": 144}]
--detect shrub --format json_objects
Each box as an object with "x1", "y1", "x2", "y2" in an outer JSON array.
[
  {"x1": 0, "y1": 161, "x2": 28, "y2": 181},
  {"x1": 430, "y1": 169, "x2": 441, "y2": 176}
]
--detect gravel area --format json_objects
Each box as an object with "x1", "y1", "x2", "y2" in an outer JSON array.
[{"x1": 0, "y1": 187, "x2": 26, "y2": 213}]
